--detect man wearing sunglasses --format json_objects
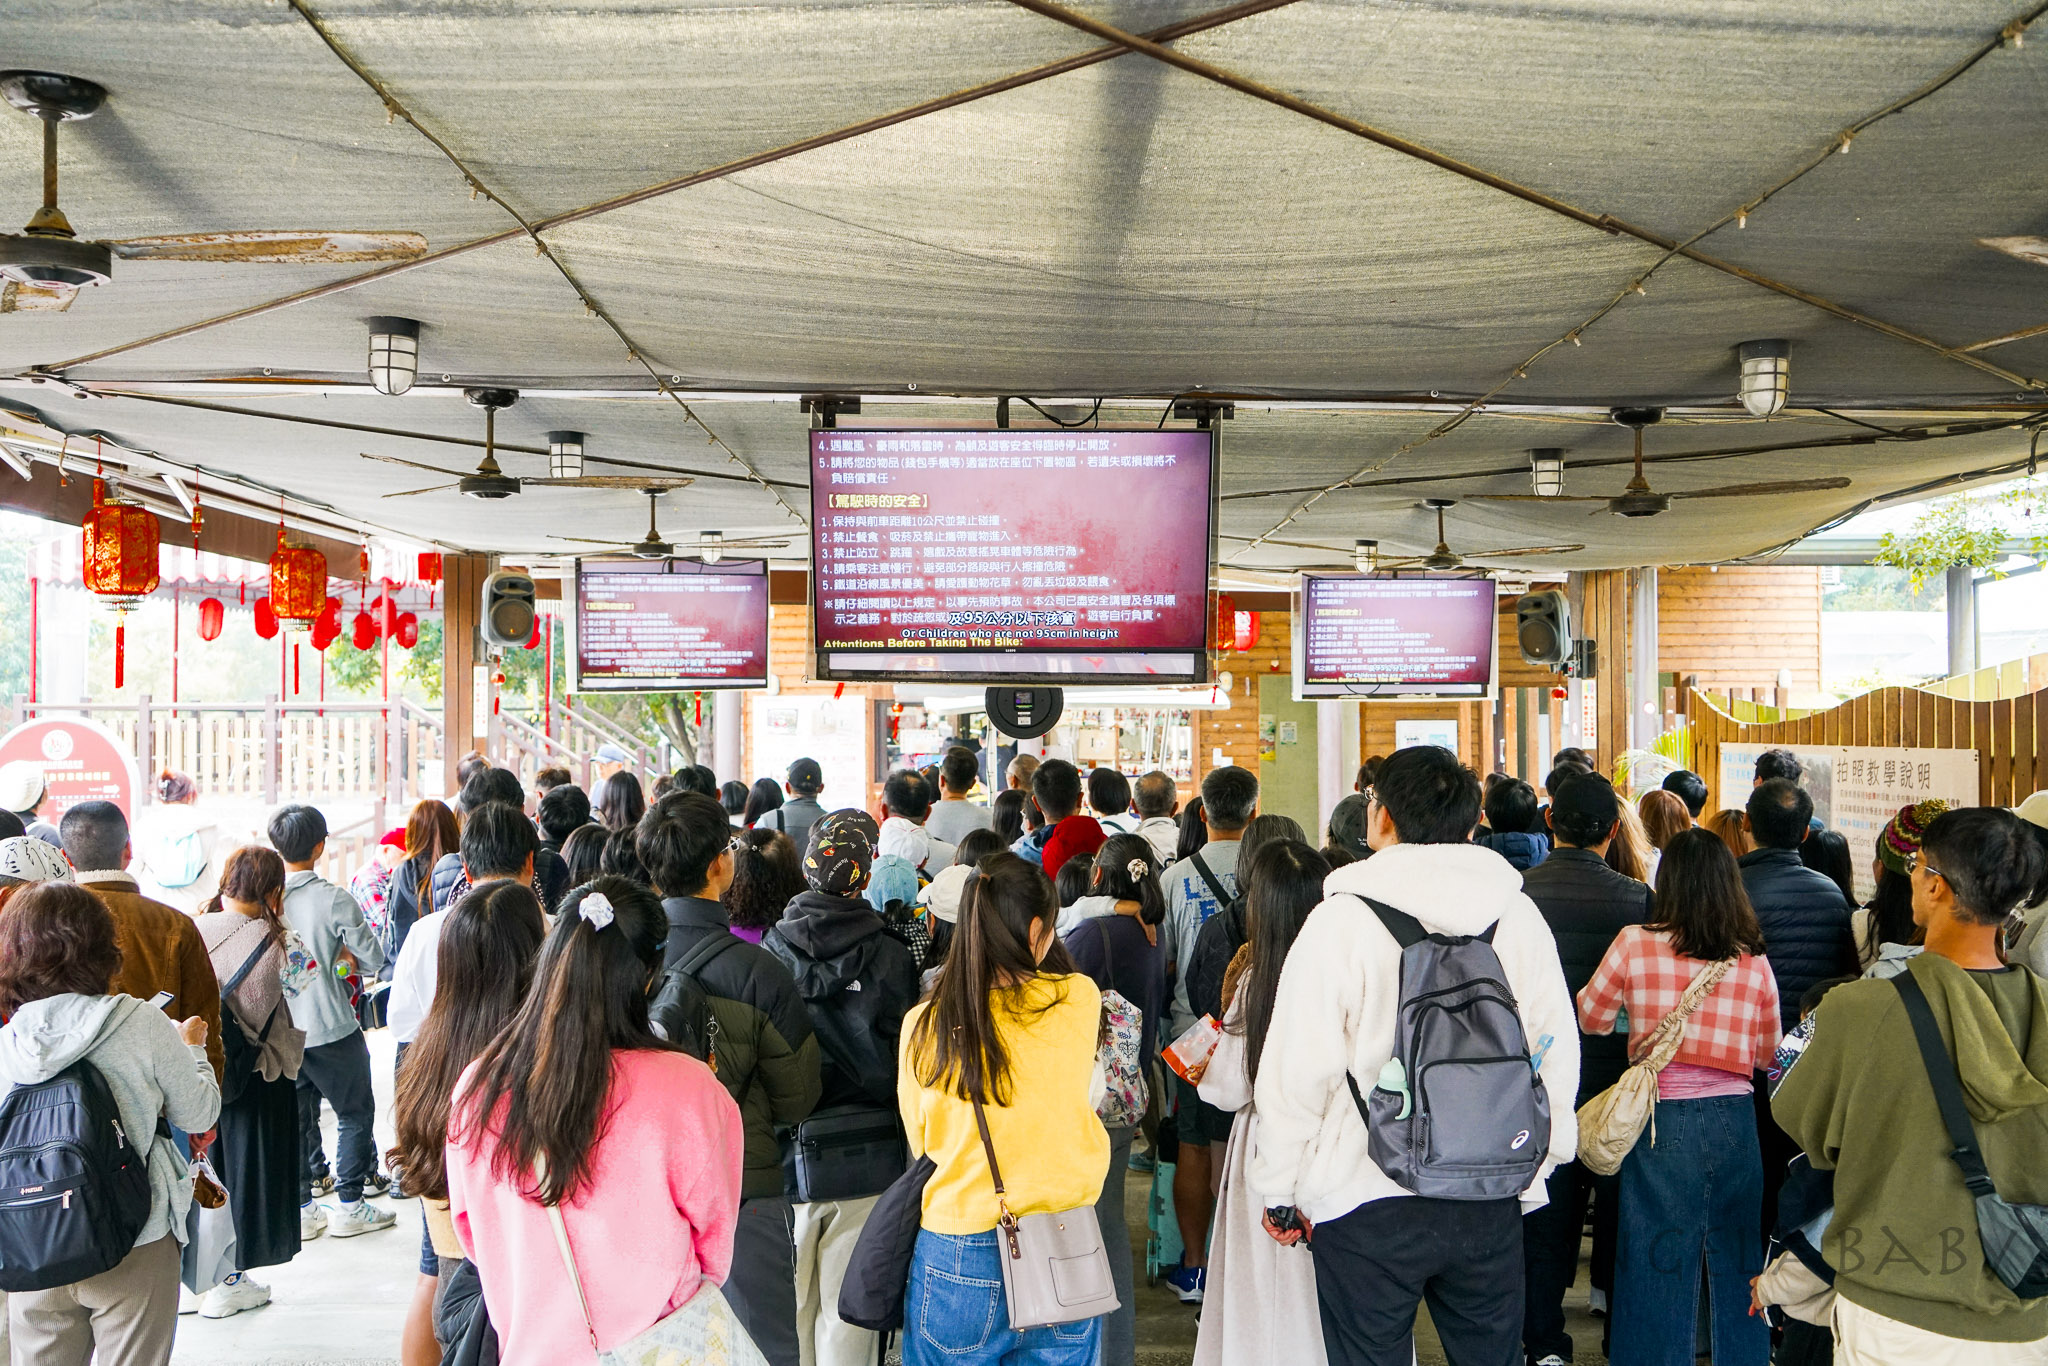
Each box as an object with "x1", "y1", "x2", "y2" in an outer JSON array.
[{"x1": 1775, "y1": 807, "x2": 2048, "y2": 1365}]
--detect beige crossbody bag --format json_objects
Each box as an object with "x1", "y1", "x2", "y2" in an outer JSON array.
[
  {"x1": 970, "y1": 1097, "x2": 1121, "y2": 1329},
  {"x1": 1575, "y1": 956, "x2": 1734, "y2": 1176}
]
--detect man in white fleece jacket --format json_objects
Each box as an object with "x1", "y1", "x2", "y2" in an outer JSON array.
[{"x1": 1250, "y1": 744, "x2": 1579, "y2": 1366}]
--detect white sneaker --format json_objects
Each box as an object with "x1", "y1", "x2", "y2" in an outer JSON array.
[
  {"x1": 300, "y1": 1203, "x2": 330, "y2": 1240},
  {"x1": 1534, "y1": 1356, "x2": 1569, "y2": 1366},
  {"x1": 177, "y1": 1285, "x2": 203, "y2": 1315},
  {"x1": 199, "y1": 1277, "x2": 272, "y2": 1319},
  {"x1": 328, "y1": 1199, "x2": 398, "y2": 1238}
]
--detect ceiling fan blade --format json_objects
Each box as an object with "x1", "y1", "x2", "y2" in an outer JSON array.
[
  {"x1": 1460, "y1": 544, "x2": 1587, "y2": 558},
  {"x1": 382, "y1": 483, "x2": 461, "y2": 498},
  {"x1": 550, "y1": 536, "x2": 636, "y2": 546},
  {"x1": 1463, "y1": 494, "x2": 1609, "y2": 502},
  {"x1": 1668, "y1": 477, "x2": 1853, "y2": 498},
  {"x1": 0, "y1": 280, "x2": 78, "y2": 313},
  {"x1": 107, "y1": 230, "x2": 429, "y2": 264},
  {"x1": 361, "y1": 451, "x2": 472, "y2": 478},
  {"x1": 523, "y1": 475, "x2": 696, "y2": 491}
]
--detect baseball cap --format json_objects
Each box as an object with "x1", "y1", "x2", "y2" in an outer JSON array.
[
  {"x1": 593, "y1": 743, "x2": 631, "y2": 765},
  {"x1": 804, "y1": 809, "x2": 878, "y2": 894},
  {"x1": 2017, "y1": 790, "x2": 2048, "y2": 832},
  {"x1": 1550, "y1": 772, "x2": 1621, "y2": 832},
  {"x1": 0, "y1": 836, "x2": 71, "y2": 885},
  {"x1": 919, "y1": 863, "x2": 973, "y2": 923},
  {"x1": 1326, "y1": 793, "x2": 1371, "y2": 859},
  {"x1": 786, "y1": 757, "x2": 824, "y2": 794},
  {"x1": 378, "y1": 827, "x2": 408, "y2": 849},
  {"x1": 0, "y1": 762, "x2": 44, "y2": 816}
]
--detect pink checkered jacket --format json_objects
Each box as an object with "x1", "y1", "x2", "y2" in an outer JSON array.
[{"x1": 1577, "y1": 925, "x2": 1783, "y2": 1077}]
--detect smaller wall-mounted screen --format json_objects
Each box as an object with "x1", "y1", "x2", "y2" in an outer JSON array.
[
  {"x1": 572, "y1": 557, "x2": 770, "y2": 692},
  {"x1": 1293, "y1": 573, "x2": 1498, "y2": 699}
]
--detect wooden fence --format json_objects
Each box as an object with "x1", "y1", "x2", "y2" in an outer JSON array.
[{"x1": 1689, "y1": 684, "x2": 2048, "y2": 813}]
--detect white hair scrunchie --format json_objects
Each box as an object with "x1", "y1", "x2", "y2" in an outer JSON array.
[
  {"x1": 579, "y1": 891, "x2": 615, "y2": 933},
  {"x1": 1127, "y1": 857, "x2": 1150, "y2": 884}
]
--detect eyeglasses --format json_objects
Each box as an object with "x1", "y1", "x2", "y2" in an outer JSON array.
[{"x1": 1906, "y1": 850, "x2": 1947, "y2": 883}]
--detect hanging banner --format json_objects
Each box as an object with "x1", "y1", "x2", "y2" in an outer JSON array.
[
  {"x1": 0, "y1": 716, "x2": 142, "y2": 823},
  {"x1": 1718, "y1": 743, "x2": 1979, "y2": 902}
]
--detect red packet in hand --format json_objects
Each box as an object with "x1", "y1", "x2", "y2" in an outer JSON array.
[{"x1": 1164, "y1": 1015, "x2": 1223, "y2": 1085}]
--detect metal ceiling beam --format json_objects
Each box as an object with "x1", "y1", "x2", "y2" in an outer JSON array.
[
  {"x1": 1003, "y1": 0, "x2": 2045, "y2": 395},
  {"x1": 26, "y1": 0, "x2": 1304, "y2": 379}
]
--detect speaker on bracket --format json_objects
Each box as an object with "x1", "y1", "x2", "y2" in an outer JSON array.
[
  {"x1": 1515, "y1": 589, "x2": 1573, "y2": 668},
  {"x1": 480, "y1": 569, "x2": 537, "y2": 648}
]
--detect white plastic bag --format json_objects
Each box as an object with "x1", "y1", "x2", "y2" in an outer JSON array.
[{"x1": 181, "y1": 1156, "x2": 237, "y2": 1295}]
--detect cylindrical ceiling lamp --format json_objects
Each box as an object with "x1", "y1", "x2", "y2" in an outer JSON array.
[
  {"x1": 366, "y1": 316, "x2": 421, "y2": 396},
  {"x1": 1529, "y1": 448, "x2": 1566, "y2": 497},
  {"x1": 1736, "y1": 339, "x2": 1791, "y2": 417},
  {"x1": 547, "y1": 430, "x2": 585, "y2": 479},
  {"x1": 1354, "y1": 538, "x2": 1378, "y2": 573}
]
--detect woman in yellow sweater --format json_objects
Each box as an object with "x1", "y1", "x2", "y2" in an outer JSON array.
[{"x1": 898, "y1": 852, "x2": 1110, "y2": 1366}]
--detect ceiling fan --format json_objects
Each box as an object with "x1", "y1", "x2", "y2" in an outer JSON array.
[
  {"x1": 0, "y1": 71, "x2": 427, "y2": 314},
  {"x1": 1469, "y1": 407, "x2": 1852, "y2": 517},
  {"x1": 552, "y1": 493, "x2": 795, "y2": 561},
  {"x1": 1224, "y1": 502, "x2": 1585, "y2": 568},
  {"x1": 364, "y1": 389, "x2": 696, "y2": 500}
]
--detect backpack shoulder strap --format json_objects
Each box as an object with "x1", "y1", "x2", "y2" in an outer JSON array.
[
  {"x1": 1894, "y1": 969, "x2": 1997, "y2": 1196},
  {"x1": 675, "y1": 931, "x2": 742, "y2": 983},
  {"x1": 221, "y1": 933, "x2": 274, "y2": 999},
  {"x1": 1188, "y1": 851, "x2": 1233, "y2": 907},
  {"x1": 1361, "y1": 896, "x2": 1427, "y2": 949}
]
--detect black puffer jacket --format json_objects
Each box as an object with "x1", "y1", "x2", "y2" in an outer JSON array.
[
  {"x1": 429, "y1": 847, "x2": 571, "y2": 917},
  {"x1": 1739, "y1": 847, "x2": 1857, "y2": 1031},
  {"x1": 764, "y1": 890, "x2": 919, "y2": 1112},
  {"x1": 1518, "y1": 847, "x2": 1653, "y2": 1100}
]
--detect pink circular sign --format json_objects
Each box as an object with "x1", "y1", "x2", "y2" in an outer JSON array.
[{"x1": 0, "y1": 717, "x2": 140, "y2": 822}]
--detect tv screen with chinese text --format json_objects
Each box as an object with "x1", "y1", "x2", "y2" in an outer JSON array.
[
  {"x1": 1292, "y1": 573, "x2": 1498, "y2": 699},
  {"x1": 810, "y1": 428, "x2": 1216, "y2": 683},
  {"x1": 572, "y1": 557, "x2": 770, "y2": 692}
]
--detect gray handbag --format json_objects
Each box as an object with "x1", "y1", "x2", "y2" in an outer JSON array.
[{"x1": 970, "y1": 1098, "x2": 1121, "y2": 1330}]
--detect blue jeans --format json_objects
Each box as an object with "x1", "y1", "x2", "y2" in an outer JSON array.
[
  {"x1": 903, "y1": 1229, "x2": 1103, "y2": 1366},
  {"x1": 1612, "y1": 1093, "x2": 1769, "y2": 1366}
]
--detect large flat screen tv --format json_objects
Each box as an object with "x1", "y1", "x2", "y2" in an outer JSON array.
[
  {"x1": 810, "y1": 428, "x2": 1216, "y2": 683},
  {"x1": 571, "y1": 557, "x2": 770, "y2": 692},
  {"x1": 1292, "y1": 573, "x2": 1499, "y2": 699}
]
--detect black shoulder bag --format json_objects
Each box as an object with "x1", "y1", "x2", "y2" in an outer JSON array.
[
  {"x1": 1894, "y1": 969, "x2": 2048, "y2": 1299},
  {"x1": 1188, "y1": 851, "x2": 1232, "y2": 908}
]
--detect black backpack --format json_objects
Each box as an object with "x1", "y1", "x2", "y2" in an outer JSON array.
[
  {"x1": 219, "y1": 935, "x2": 278, "y2": 1109},
  {"x1": 647, "y1": 934, "x2": 739, "y2": 1068},
  {"x1": 0, "y1": 1051, "x2": 154, "y2": 1291}
]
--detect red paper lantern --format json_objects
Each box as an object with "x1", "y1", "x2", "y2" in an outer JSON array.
[
  {"x1": 1233, "y1": 610, "x2": 1260, "y2": 654},
  {"x1": 417, "y1": 552, "x2": 443, "y2": 583},
  {"x1": 351, "y1": 611, "x2": 378, "y2": 651},
  {"x1": 82, "y1": 482, "x2": 161, "y2": 605},
  {"x1": 196, "y1": 597, "x2": 225, "y2": 642},
  {"x1": 317, "y1": 595, "x2": 343, "y2": 636},
  {"x1": 372, "y1": 593, "x2": 398, "y2": 634},
  {"x1": 1211, "y1": 593, "x2": 1237, "y2": 652},
  {"x1": 312, "y1": 615, "x2": 340, "y2": 652},
  {"x1": 269, "y1": 530, "x2": 327, "y2": 623},
  {"x1": 252, "y1": 596, "x2": 278, "y2": 640},
  {"x1": 394, "y1": 612, "x2": 419, "y2": 649}
]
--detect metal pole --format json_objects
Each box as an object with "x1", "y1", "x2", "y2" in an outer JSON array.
[
  {"x1": 28, "y1": 577, "x2": 37, "y2": 705},
  {"x1": 170, "y1": 587, "x2": 180, "y2": 714},
  {"x1": 1946, "y1": 565, "x2": 1978, "y2": 677}
]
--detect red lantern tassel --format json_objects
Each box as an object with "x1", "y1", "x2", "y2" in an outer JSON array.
[
  {"x1": 694, "y1": 691, "x2": 702, "y2": 725},
  {"x1": 114, "y1": 618, "x2": 124, "y2": 689},
  {"x1": 293, "y1": 643, "x2": 301, "y2": 696}
]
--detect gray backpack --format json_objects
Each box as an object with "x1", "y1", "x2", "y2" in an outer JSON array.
[{"x1": 1347, "y1": 898, "x2": 1550, "y2": 1201}]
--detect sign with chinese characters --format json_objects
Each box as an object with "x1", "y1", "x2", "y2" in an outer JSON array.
[
  {"x1": 1718, "y1": 743, "x2": 1979, "y2": 902},
  {"x1": 809, "y1": 429, "x2": 1214, "y2": 682},
  {"x1": 573, "y1": 558, "x2": 769, "y2": 691},
  {"x1": 1296, "y1": 575, "x2": 1497, "y2": 698},
  {"x1": 748, "y1": 693, "x2": 871, "y2": 816},
  {"x1": 0, "y1": 716, "x2": 140, "y2": 822}
]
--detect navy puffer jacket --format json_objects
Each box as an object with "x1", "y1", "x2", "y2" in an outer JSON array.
[{"x1": 1738, "y1": 846, "x2": 1857, "y2": 1031}]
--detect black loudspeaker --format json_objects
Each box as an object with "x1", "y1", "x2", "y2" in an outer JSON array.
[
  {"x1": 480, "y1": 569, "x2": 537, "y2": 648},
  {"x1": 1515, "y1": 590, "x2": 1572, "y2": 667},
  {"x1": 985, "y1": 687, "x2": 1064, "y2": 740}
]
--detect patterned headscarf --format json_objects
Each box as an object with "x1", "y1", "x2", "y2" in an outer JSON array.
[
  {"x1": 803, "y1": 809, "x2": 879, "y2": 894},
  {"x1": 1878, "y1": 799, "x2": 1949, "y2": 877}
]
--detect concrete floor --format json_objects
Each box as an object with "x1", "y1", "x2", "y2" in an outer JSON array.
[{"x1": 166, "y1": 1030, "x2": 1608, "y2": 1366}]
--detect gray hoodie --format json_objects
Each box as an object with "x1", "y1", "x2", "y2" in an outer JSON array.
[{"x1": 0, "y1": 994, "x2": 221, "y2": 1251}]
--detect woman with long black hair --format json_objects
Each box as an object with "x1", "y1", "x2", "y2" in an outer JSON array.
[
  {"x1": 596, "y1": 770, "x2": 648, "y2": 832},
  {"x1": 194, "y1": 845, "x2": 307, "y2": 1319},
  {"x1": 446, "y1": 877, "x2": 745, "y2": 1366},
  {"x1": 387, "y1": 880, "x2": 546, "y2": 1366},
  {"x1": 1194, "y1": 839, "x2": 1330, "y2": 1366},
  {"x1": 1579, "y1": 828, "x2": 1782, "y2": 1366},
  {"x1": 742, "y1": 777, "x2": 786, "y2": 829},
  {"x1": 899, "y1": 853, "x2": 1108, "y2": 1366},
  {"x1": 384, "y1": 799, "x2": 459, "y2": 961}
]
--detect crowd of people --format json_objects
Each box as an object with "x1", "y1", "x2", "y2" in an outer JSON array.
[{"x1": 0, "y1": 739, "x2": 2044, "y2": 1366}]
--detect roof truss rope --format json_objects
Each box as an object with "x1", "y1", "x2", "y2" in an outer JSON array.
[
  {"x1": 26, "y1": 0, "x2": 1304, "y2": 380},
  {"x1": 282, "y1": 0, "x2": 806, "y2": 526}
]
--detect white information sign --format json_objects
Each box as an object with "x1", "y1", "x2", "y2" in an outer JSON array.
[
  {"x1": 1718, "y1": 743, "x2": 1979, "y2": 902},
  {"x1": 748, "y1": 693, "x2": 873, "y2": 817}
]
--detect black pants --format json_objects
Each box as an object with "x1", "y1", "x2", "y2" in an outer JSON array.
[
  {"x1": 1754, "y1": 1074, "x2": 1800, "y2": 1240},
  {"x1": 296, "y1": 1030, "x2": 378, "y2": 1204},
  {"x1": 1521, "y1": 1159, "x2": 1618, "y2": 1363},
  {"x1": 1311, "y1": 1195, "x2": 1524, "y2": 1366}
]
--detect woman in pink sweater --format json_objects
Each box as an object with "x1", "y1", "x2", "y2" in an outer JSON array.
[{"x1": 446, "y1": 876, "x2": 745, "y2": 1366}]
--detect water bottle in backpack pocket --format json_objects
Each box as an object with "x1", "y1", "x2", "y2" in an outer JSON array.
[
  {"x1": 0, "y1": 1060, "x2": 155, "y2": 1290},
  {"x1": 1348, "y1": 898, "x2": 1550, "y2": 1201}
]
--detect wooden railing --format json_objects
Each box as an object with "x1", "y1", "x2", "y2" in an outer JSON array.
[
  {"x1": 1924, "y1": 652, "x2": 2048, "y2": 702},
  {"x1": 14, "y1": 696, "x2": 445, "y2": 809}
]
